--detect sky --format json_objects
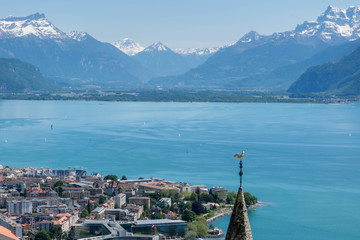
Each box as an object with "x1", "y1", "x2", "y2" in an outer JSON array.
[{"x1": 0, "y1": 0, "x2": 360, "y2": 49}]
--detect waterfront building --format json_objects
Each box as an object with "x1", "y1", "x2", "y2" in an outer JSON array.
[
  {"x1": 210, "y1": 187, "x2": 228, "y2": 202},
  {"x1": 190, "y1": 185, "x2": 209, "y2": 193}
]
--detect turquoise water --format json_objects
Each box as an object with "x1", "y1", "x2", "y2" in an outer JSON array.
[{"x1": 0, "y1": 100, "x2": 359, "y2": 239}]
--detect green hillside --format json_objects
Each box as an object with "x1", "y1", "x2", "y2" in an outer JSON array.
[
  {"x1": 0, "y1": 58, "x2": 53, "y2": 92},
  {"x1": 288, "y1": 46, "x2": 360, "y2": 96}
]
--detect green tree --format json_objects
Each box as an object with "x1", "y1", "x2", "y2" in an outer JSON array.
[
  {"x1": 182, "y1": 209, "x2": 196, "y2": 222},
  {"x1": 99, "y1": 195, "x2": 106, "y2": 205},
  {"x1": 35, "y1": 230, "x2": 51, "y2": 240},
  {"x1": 54, "y1": 181, "x2": 64, "y2": 188},
  {"x1": 49, "y1": 225, "x2": 63, "y2": 240},
  {"x1": 191, "y1": 201, "x2": 203, "y2": 215},
  {"x1": 104, "y1": 174, "x2": 118, "y2": 182},
  {"x1": 184, "y1": 230, "x2": 197, "y2": 240},
  {"x1": 121, "y1": 175, "x2": 127, "y2": 180},
  {"x1": 81, "y1": 209, "x2": 89, "y2": 218},
  {"x1": 244, "y1": 192, "x2": 258, "y2": 207},
  {"x1": 22, "y1": 188, "x2": 28, "y2": 197},
  {"x1": 226, "y1": 191, "x2": 237, "y2": 204},
  {"x1": 194, "y1": 216, "x2": 208, "y2": 238},
  {"x1": 190, "y1": 192, "x2": 198, "y2": 202},
  {"x1": 66, "y1": 228, "x2": 75, "y2": 240},
  {"x1": 114, "y1": 203, "x2": 120, "y2": 209}
]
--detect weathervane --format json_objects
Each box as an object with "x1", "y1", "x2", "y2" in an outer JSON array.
[{"x1": 234, "y1": 151, "x2": 245, "y2": 187}]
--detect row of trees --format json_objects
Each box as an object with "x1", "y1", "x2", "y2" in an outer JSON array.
[
  {"x1": 226, "y1": 191, "x2": 258, "y2": 207},
  {"x1": 35, "y1": 226, "x2": 75, "y2": 240}
]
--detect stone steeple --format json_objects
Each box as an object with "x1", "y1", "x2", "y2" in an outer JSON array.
[{"x1": 225, "y1": 187, "x2": 253, "y2": 240}]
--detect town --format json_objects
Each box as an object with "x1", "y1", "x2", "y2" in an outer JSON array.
[{"x1": 0, "y1": 165, "x2": 257, "y2": 240}]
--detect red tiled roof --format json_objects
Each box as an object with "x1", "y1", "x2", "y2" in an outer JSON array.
[{"x1": 0, "y1": 225, "x2": 19, "y2": 240}]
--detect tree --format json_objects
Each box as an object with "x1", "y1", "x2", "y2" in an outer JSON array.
[
  {"x1": 184, "y1": 230, "x2": 197, "y2": 240},
  {"x1": 182, "y1": 209, "x2": 196, "y2": 222},
  {"x1": 99, "y1": 195, "x2": 106, "y2": 205},
  {"x1": 35, "y1": 230, "x2": 51, "y2": 240},
  {"x1": 104, "y1": 174, "x2": 118, "y2": 182},
  {"x1": 49, "y1": 225, "x2": 63, "y2": 240},
  {"x1": 66, "y1": 228, "x2": 75, "y2": 240},
  {"x1": 81, "y1": 209, "x2": 89, "y2": 218},
  {"x1": 199, "y1": 193, "x2": 214, "y2": 203},
  {"x1": 191, "y1": 201, "x2": 203, "y2": 215},
  {"x1": 187, "y1": 219, "x2": 208, "y2": 238},
  {"x1": 54, "y1": 181, "x2": 64, "y2": 188},
  {"x1": 22, "y1": 188, "x2": 28, "y2": 197},
  {"x1": 226, "y1": 191, "x2": 237, "y2": 204},
  {"x1": 244, "y1": 192, "x2": 258, "y2": 207},
  {"x1": 121, "y1": 175, "x2": 127, "y2": 180},
  {"x1": 114, "y1": 203, "x2": 120, "y2": 209},
  {"x1": 190, "y1": 192, "x2": 198, "y2": 202}
]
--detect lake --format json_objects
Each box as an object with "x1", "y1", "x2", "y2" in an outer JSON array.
[{"x1": 0, "y1": 100, "x2": 359, "y2": 239}]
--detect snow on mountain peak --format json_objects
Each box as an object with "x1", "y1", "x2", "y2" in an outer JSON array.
[
  {"x1": 237, "y1": 5, "x2": 360, "y2": 46},
  {"x1": 239, "y1": 31, "x2": 261, "y2": 43},
  {"x1": 144, "y1": 41, "x2": 169, "y2": 52},
  {"x1": 174, "y1": 47, "x2": 220, "y2": 56},
  {"x1": 67, "y1": 31, "x2": 90, "y2": 41},
  {"x1": 0, "y1": 13, "x2": 67, "y2": 39},
  {"x1": 112, "y1": 38, "x2": 144, "y2": 56}
]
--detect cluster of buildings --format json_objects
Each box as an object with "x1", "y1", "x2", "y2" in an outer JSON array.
[{"x1": 0, "y1": 165, "x2": 229, "y2": 240}]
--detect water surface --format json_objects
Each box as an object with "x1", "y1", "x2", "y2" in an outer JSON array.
[{"x1": 0, "y1": 100, "x2": 359, "y2": 239}]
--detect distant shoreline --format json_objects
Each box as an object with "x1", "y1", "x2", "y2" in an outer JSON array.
[{"x1": 0, "y1": 89, "x2": 357, "y2": 104}]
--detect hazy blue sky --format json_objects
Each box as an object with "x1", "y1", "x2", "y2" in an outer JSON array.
[{"x1": 1, "y1": 0, "x2": 359, "y2": 48}]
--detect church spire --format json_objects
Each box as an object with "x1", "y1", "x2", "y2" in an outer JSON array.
[{"x1": 226, "y1": 151, "x2": 253, "y2": 240}]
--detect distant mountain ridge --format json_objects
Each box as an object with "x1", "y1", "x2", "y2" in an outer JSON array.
[
  {"x1": 288, "y1": 44, "x2": 360, "y2": 95},
  {"x1": 0, "y1": 13, "x2": 155, "y2": 87},
  {"x1": 133, "y1": 42, "x2": 194, "y2": 77},
  {"x1": 0, "y1": 58, "x2": 52, "y2": 92},
  {"x1": 0, "y1": 13, "x2": 67, "y2": 39},
  {"x1": 112, "y1": 38, "x2": 144, "y2": 56},
  {"x1": 149, "y1": 5, "x2": 360, "y2": 90}
]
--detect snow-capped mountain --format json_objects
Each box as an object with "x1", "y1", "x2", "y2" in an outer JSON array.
[
  {"x1": 0, "y1": 13, "x2": 67, "y2": 39},
  {"x1": 150, "y1": 5, "x2": 360, "y2": 90},
  {"x1": 238, "y1": 5, "x2": 360, "y2": 45},
  {"x1": 67, "y1": 31, "x2": 91, "y2": 42},
  {"x1": 112, "y1": 38, "x2": 144, "y2": 56},
  {"x1": 143, "y1": 41, "x2": 170, "y2": 52},
  {"x1": 174, "y1": 47, "x2": 220, "y2": 56},
  {"x1": 0, "y1": 13, "x2": 155, "y2": 86}
]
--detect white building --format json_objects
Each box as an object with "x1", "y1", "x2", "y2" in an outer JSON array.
[{"x1": 114, "y1": 193, "x2": 126, "y2": 208}]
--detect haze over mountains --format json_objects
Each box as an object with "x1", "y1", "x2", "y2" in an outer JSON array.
[
  {"x1": 112, "y1": 39, "x2": 218, "y2": 77},
  {"x1": 151, "y1": 6, "x2": 360, "y2": 92},
  {"x1": 0, "y1": 6, "x2": 359, "y2": 95}
]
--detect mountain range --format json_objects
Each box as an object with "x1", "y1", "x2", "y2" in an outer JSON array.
[
  {"x1": 112, "y1": 39, "x2": 218, "y2": 77},
  {"x1": 288, "y1": 44, "x2": 360, "y2": 95},
  {"x1": 149, "y1": 6, "x2": 360, "y2": 92},
  {"x1": 0, "y1": 6, "x2": 360, "y2": 95},
  {"x1": 0, "y1": 13, "x2": 154, "y2": 87}
]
